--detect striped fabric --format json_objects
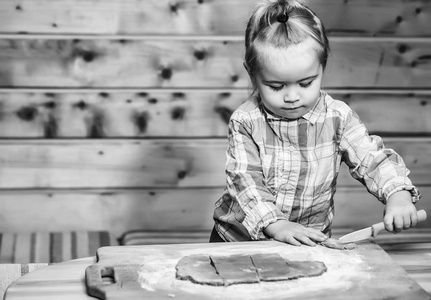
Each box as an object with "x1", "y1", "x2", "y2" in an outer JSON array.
[
  {"x1": 120, "y1": 230, "x2": 211, "y2": 246},
  {"x1": 0, "y1": 231, "x2": 117, "y2": 264}
]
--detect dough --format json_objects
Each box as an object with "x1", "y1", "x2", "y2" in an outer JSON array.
[
  {"x1": 210, "y1": 254, "x2": 259, "y2": 285},
  {"x1": 251, "y1": 253, "x2": 327, "y2": 281},
  {"x1": 175, "y1": 255, "x2": 224, "y2": 286},
  {"x1": 319, "y1": 238, "x2": 357, "y2": 250},
  {"x1": 176, "y1": 253, "x2": 327, "y2": 286}
]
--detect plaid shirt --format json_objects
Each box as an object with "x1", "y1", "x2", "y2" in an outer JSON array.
[{"x1": 213, "y1": 91, "x2": 420, "y2": 241}]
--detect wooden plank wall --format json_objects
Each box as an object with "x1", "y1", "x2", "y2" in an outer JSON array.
[{"x1": 0, "y1": 0, "x2": 430, "y2": 237}]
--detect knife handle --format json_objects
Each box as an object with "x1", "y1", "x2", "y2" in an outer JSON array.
[{"x1": 372, "y1": 209, "x2": 427, "y2": 237}]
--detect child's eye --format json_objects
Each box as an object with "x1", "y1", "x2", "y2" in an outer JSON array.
[
  {"x1": 299, "y1": 81, "x2": 313, "y2": 88},
  {"x1": 269, "y1": 85, "x2": 284, "y2": 91}
]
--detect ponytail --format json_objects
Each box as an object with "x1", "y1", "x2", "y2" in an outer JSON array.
[{"x1": 245, "y1": 0, "x2": 329, "y2": 77}]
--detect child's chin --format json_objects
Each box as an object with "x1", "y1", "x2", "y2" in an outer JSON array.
[{"x1": 280, "y1": 109, "x2": 302, "y2": 120}]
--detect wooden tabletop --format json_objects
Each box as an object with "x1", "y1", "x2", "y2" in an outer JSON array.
[
  {"x1": 4, "y1": 256, "x2": 96, "y2": 300},
  {"x1": 4, "y1": 240, "x2": 431, "y2": 300}
]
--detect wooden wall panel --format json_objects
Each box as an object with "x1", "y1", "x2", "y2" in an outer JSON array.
[
  {"x1": 0, "y1": 0, "x2": 430, "y2": 36},
  {"x1": 0, "y1": 189, "x2": 218, "y2": 237},
  {"x1": 0, "y1": 186, "x2": 429, "y2": 236},
  {"x1": 0, "y1": 90, "x2": 242, "y2": 137},
  {"x1": 340, "y1": 91, "x2": 431, "y2": 135},
  {"x1": 0, "y1": 138, "x2": 428, "y2": 189},
  {"x1": 1, "y1": 38, "x2": 431, "y2": 88},
  {"x1": 0, "y1": 139, "x2": 227, "y2": 188},
  {"x1": 332, "y1": 187, "x2": 431, "y2": 229},
  {"x1": 0, "y1": 90, "x2": 430, "y2": 137}
]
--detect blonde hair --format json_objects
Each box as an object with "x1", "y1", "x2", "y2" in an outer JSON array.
[{"x1": 245, "y1": 0, "x2": 329, "y2": 77}]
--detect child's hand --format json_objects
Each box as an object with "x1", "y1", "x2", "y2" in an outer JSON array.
[
  {"x1": 264, "y1": 220, "x2": 328, "y2": 246},
  {"x1": 384, "y1": 190, "x2": 418, "y2": 233}
]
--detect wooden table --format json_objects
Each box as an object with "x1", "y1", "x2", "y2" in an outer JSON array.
[
  {"x1": 4, "y1": 256, "x2": 97, "y2": 300},
  {"x1": 4, "y1": 241, "x2": 431, "y2": 300}
]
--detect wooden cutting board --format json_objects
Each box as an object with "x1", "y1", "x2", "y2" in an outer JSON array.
[{"x1": 85, "y1": 241, "x2": 430, "y2": 300}]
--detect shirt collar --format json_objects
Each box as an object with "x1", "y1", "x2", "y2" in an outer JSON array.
[
  {"x1": 259, "y1": 91, "x2": 325, "y2": 125},
  {"x1": 302, "y1": 91, "x2": 325, "y2": 124}
]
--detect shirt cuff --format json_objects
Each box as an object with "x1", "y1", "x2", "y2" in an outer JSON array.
[
  {"x1": 385, "y1": 183, "x2": 421, "y2": 204},
  {"x1": 242, "y1": 202, "x2": 287, "y2": 240}
]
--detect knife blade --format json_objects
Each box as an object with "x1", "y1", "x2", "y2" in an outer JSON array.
[{"x1": 338, "y1": 209, "x2": 427, "y2": 243}]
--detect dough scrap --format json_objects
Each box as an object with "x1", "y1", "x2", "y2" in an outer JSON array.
[
  {"x1": 319, "y1": 238, "x2": 357, "y2": 250},
  {"x1": 175, "y1": 253, "x2": 327, "y2": 286}
]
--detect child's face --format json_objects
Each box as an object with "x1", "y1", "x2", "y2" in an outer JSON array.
[{"x1": 252, "y1": 38, "x2": 323, "y2": 120}]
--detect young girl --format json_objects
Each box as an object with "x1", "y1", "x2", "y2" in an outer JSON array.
[{"x1": 211, "y1": 0, "x2": 420, "y2": 246}]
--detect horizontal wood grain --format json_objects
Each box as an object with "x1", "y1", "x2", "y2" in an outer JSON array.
[
  {"x1": 0, "y1": 0, "x2": 430, "y2": 36},
  {"x1": 0, "y1": 90, "x2": 431, "y2": 137},
  {"x1": 0, "y1": 186, "x2": 429, "y2": 237},
  {"x1": 341, "y1": 91, "x2": 431, "y2": 135},
  {"x1": 0, "y1": 188, "x2": 219, "y2": 237},
  {"x1": 0, "y1": 139, "x2": 226, "y2": 188},
  {"x1": 1, "y1": 38, "x2": 431, "y2": 88},
  {"x1": 333, "y1": 187, "x2": 431, "y2": 229},
  {"x1": 0, "y1": 90, "x2": 243, "y2": 138},
  {"x1": 0, "y1": 138, "x2": 429, "y2": 188}
]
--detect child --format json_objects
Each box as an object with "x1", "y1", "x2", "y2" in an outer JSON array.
[{"x1": 211, "y1": 0, "x2": 421, "y2": 246}]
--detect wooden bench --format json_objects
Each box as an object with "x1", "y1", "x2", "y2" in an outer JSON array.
[
  {"x1": 0, "y1": 231, "x2": 117, "y2": 299},
  {"x1": 119, "y1": 230, "x2": 211, "y2": 245}
]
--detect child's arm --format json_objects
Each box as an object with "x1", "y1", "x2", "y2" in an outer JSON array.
[
  {"x1": 340, "y1": 108, "x2": 420, "y2": 233},
  {"x1": 264, "y1": 220, "x2": 328, "y2": 246},
  {"x1": 224, "y1": 114, "x2": 289, "y2": 241},
  {"x1": 384, "y1": 190, "x2": 418, "y2": 232}
]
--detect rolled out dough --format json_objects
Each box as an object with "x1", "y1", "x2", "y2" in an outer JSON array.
[{"x1": 176, "y1": 253, "x2": 327, "y2": 286}]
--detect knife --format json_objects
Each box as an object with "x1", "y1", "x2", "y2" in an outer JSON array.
[{"x1": 338, "y1": 209, "x2": 427, "y2": 243}]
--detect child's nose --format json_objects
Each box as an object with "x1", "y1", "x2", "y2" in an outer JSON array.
[{"x1": 283, "y1": 88, "x2": 299, "y2": 103}]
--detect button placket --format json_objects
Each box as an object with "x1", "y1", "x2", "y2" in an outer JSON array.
[{"x1": 279, "y1": 151, "x2": 289, "y2": 185}]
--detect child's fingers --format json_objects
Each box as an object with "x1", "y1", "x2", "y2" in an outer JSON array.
[
  {"x1": 411, "y1": 211, "x2": 418, "y2": 227},
  {"x1": 273, "y1": 225, "x2": 327, "y2": 246},
  {"x1": 296, "y1": 229, "x2": 327, "y2": 246},
  {"x1": 384, "y1": 213, "x2": 414, "y2": 232},
  {"x1": 294, "y1": 235, "x2": 316, "y2": 247},
  {"x1": 304, "y1": 228, "x2": 328, "y2": 241},
  {"x1": 393, "y1": 215, "x2": 404, "y2": 232},
  {"x1": 286, "y1": 237, "x2": 302, "y2": 247},
  {"x1": 384, "y1": 214, "x2": 394, "y2": 232},
  {"x1": 306, "y1": 232, "x2": 327, "y2": 243},
  {"x1": 403, "y1": 214, "x2": 412, "y2": 229}
]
